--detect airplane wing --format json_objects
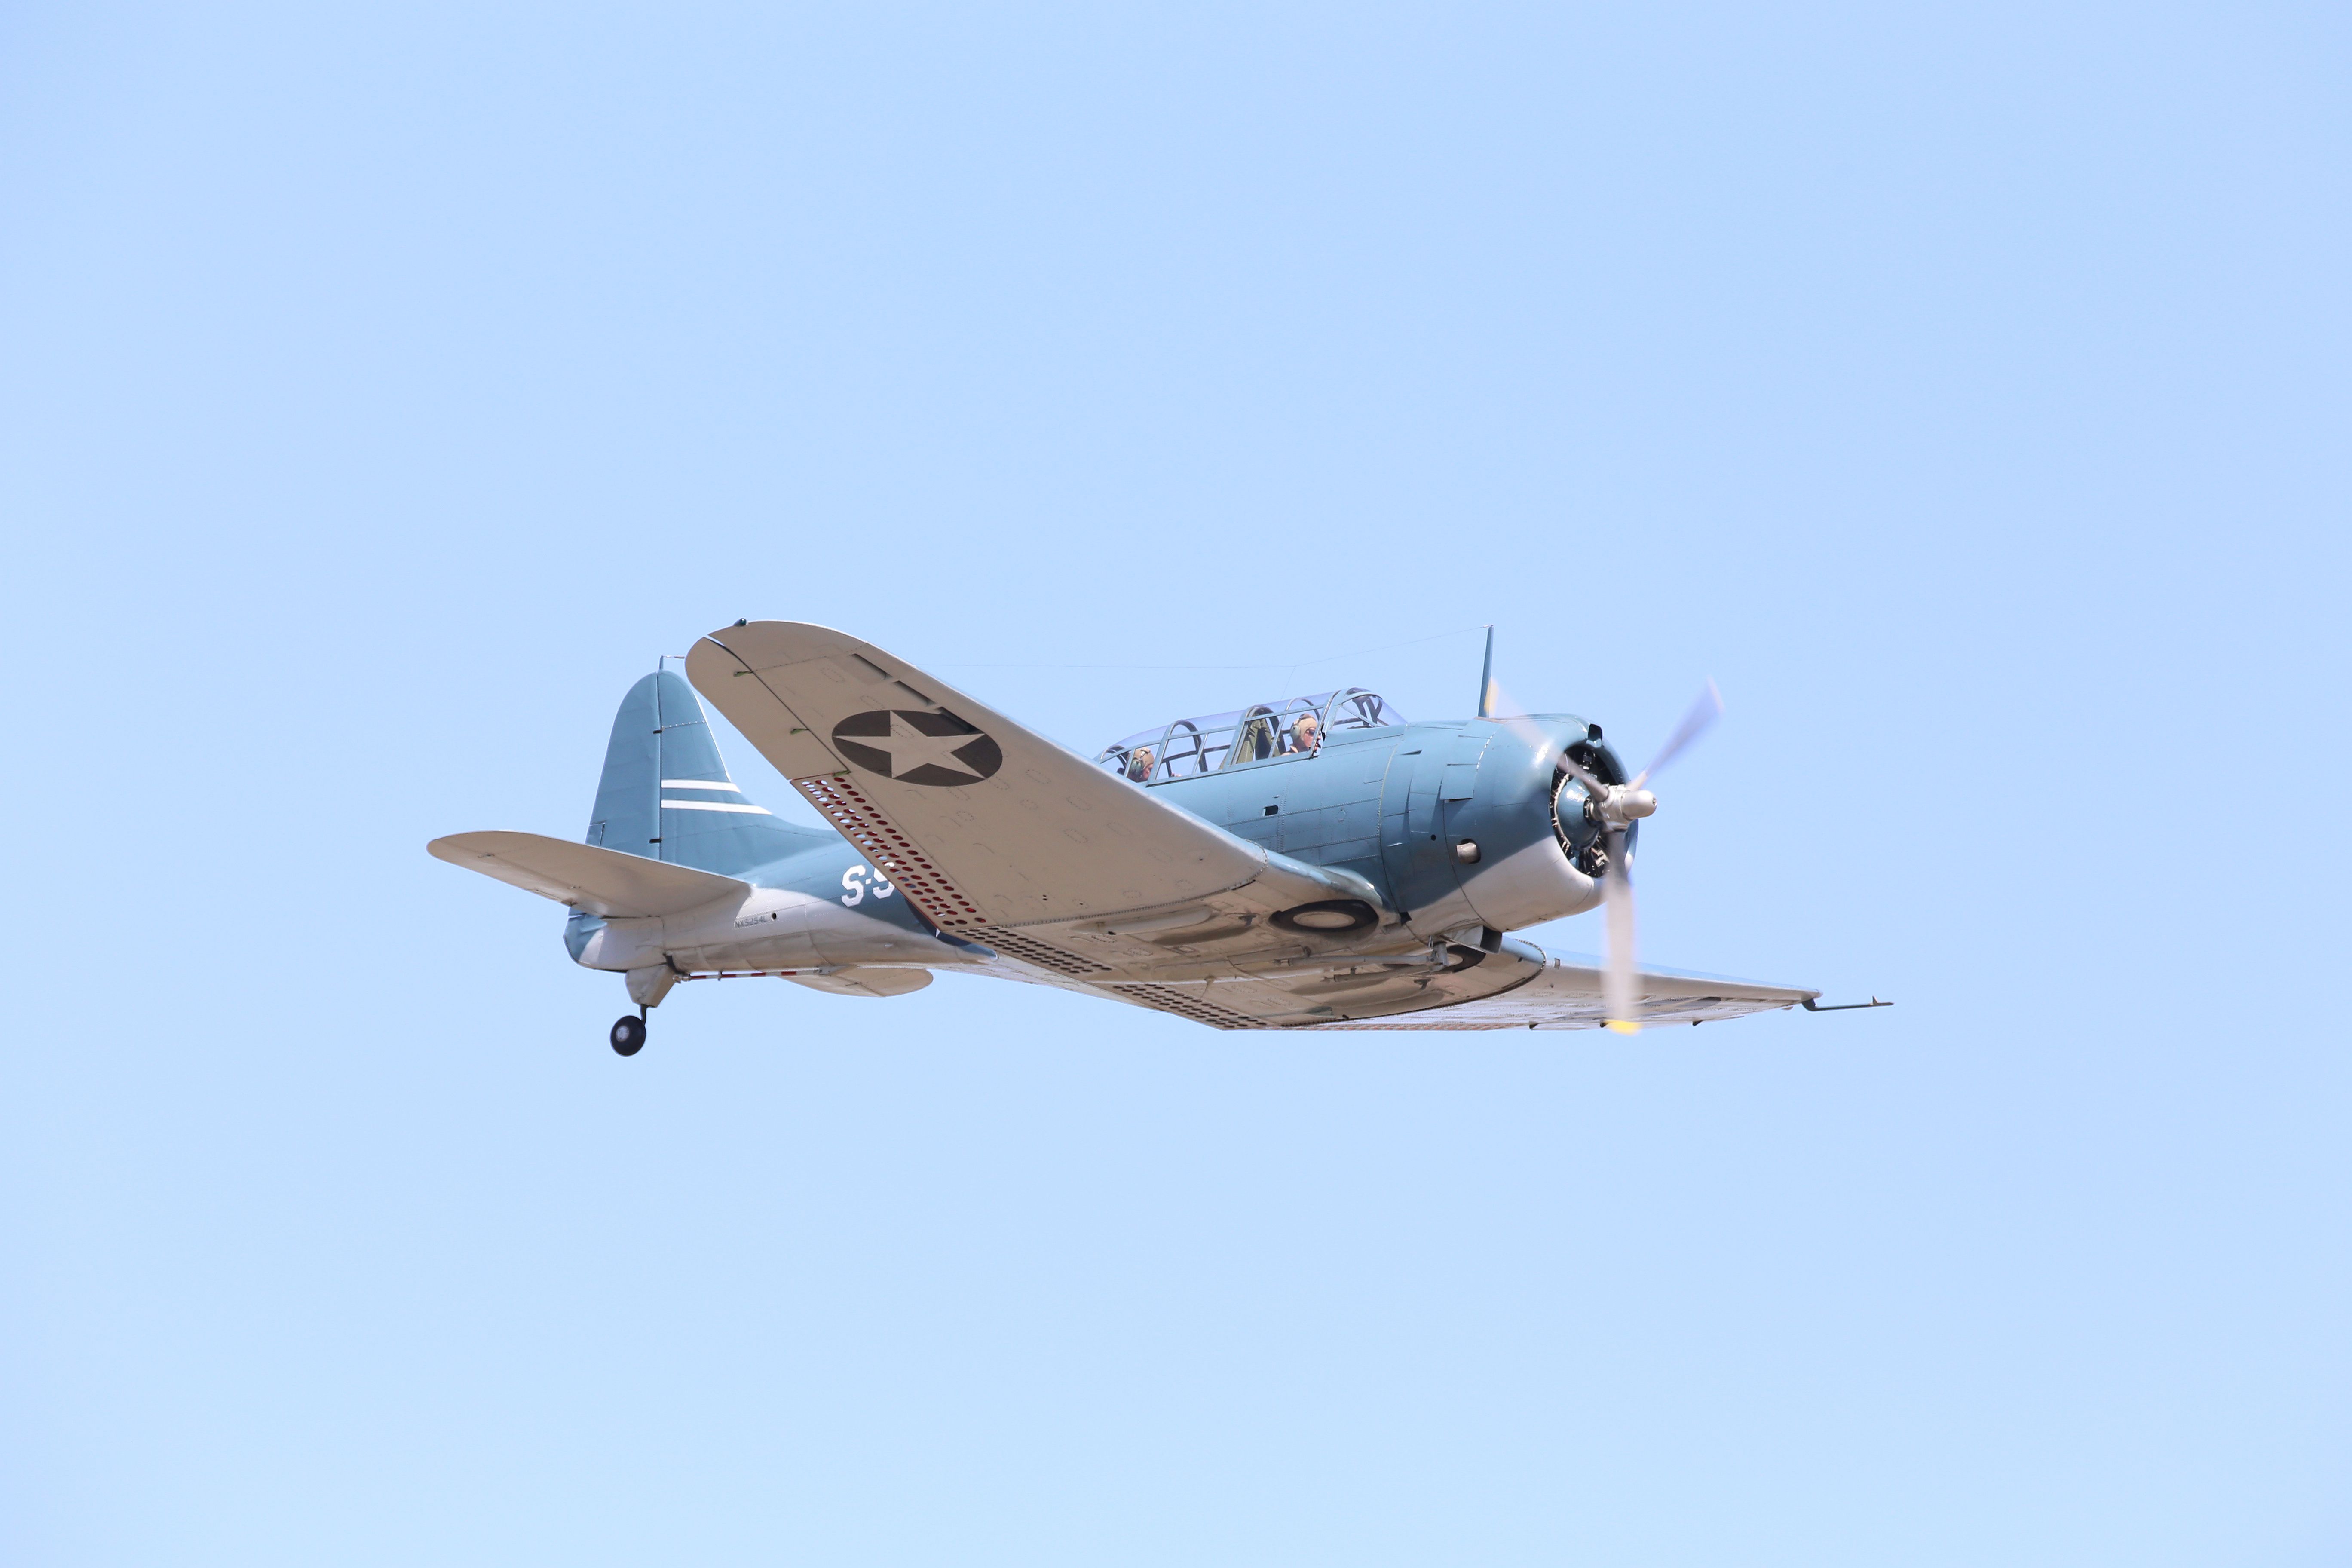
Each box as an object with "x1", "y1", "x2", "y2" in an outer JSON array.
[
  {"x1": 1012, "y1": 949, "x2": 1814, "y2": 1031},
  {"x1": 428, "y1": 830, "x2": 749, "y2": 918},
  {"x1": 1300, "y1": 956, "x2": 1817, "y2": 1030},
  {"x1": 685, "y1": 622, "x2": 1375, "y2": 943}
]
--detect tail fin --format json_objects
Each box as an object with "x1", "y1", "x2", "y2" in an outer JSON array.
[{"x1": 587, "y1": 669, "x2": 820, "y2": 876}]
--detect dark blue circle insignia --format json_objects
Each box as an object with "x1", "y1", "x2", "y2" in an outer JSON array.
[{"x1": 831, "y1": 709, "x2": 1004, "y2": 787}]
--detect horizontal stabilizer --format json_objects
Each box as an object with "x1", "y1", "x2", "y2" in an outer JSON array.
[{"x1": 427, "y1": 830, "x2": 748, "y2": 918}]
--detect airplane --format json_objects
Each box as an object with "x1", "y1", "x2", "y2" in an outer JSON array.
[{"x1": 429, "y1": 620, "x2": 1887, "y2": 1054}]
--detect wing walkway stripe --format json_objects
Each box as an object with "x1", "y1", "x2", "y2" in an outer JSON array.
[{"x1": 660, "y1": 799, "x2": 772, "y2": 813}]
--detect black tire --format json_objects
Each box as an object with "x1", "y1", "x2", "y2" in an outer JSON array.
[{"x1": 610, "y1": 1014, "x2": 646, "y2": 1056}]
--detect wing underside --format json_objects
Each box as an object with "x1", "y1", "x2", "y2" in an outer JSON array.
[{"x1": 1065, "y1": 954, "x2": 1817, "y2": 1031}]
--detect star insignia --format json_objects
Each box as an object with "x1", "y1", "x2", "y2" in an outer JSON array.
[
  {"x1": 830, "y1": 709, "x2": 1004, "y2": 787},
  {"x1": 876, "y1": 711, "x2": 989, "y2": 780}
]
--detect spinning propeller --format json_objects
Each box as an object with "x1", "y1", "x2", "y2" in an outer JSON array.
[{"x1": 1555, "y1": 680, "x2": 1722, "y2": 1034}]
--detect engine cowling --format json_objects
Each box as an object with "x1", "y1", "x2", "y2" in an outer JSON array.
[{"x1": 1394, "y1": 717, "x2": 1622, "y2": 934}]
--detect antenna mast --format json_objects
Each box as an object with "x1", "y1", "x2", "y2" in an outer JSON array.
[{"x1": 1476, "y1": 625, "x2": 1496, "y2": 718}]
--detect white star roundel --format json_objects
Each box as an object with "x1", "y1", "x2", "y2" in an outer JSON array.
[{"x1": 831, "y1": 709, "x2": 1004, "y2": 787}]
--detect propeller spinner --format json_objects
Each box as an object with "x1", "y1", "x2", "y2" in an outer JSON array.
[{"x1": 1557, "y1": 680, "x2": 1722, "y2": 1034}]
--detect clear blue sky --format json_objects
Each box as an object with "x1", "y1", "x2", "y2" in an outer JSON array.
[{"x1": 3, "y1": 3, "x2": 2346, "y2": 1563}]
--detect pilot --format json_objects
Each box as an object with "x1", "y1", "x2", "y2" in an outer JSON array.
[
  {"x1": 1125, "y1": 745, "x2": 1155, "y2": 783},
  {"x1": 1288, "y1": 714, "x2": 1321, "y2": 755}
]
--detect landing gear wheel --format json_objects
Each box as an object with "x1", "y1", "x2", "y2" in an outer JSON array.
[{"x1": 610, "y1": 1014, "x2": 646, "y2": 1056}]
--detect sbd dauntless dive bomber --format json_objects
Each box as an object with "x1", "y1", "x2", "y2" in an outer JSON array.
[{"x1": 431, "y1": 621, "x2": 1884, "y2": 1054}]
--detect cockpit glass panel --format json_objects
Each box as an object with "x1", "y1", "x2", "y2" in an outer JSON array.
[
  {"x1": 1096, "y1": 723, "x2": 1170, "y2": 783},
  {"x1": 1094, "y1": 687, "x2": 1403, "y2": 782},
  {"x1": 1229, "y1": 692, "x2": 1335, "y2": 766},
  {"x1": 1323, "y1": 688, "x2": 1402, "y2": 732},
  {"x1": 1156, "y1": 711, "x2": 1241, "y2": 779},
  {"x1": 1231, "y1": 706, "x2": 1281, "y2": 767}
]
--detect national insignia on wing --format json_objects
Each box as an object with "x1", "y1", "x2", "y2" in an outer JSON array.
[{"x1": 830, "y1": 710, "x2": 1004, "y2": 786}]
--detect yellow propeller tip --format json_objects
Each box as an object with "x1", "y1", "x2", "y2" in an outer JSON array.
[{"x1": 1604, "y1": 1020, "x2": 1642, "y2": 1035}]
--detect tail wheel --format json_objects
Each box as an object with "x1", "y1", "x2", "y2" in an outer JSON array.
[{"x1": 610, "y1": 1014, "x2": 646, "y2": 1056}]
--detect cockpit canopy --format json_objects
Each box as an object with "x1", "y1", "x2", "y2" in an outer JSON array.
[{"x1": 1095, "y1": 688, "x2": 1405, "y2": 784}]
